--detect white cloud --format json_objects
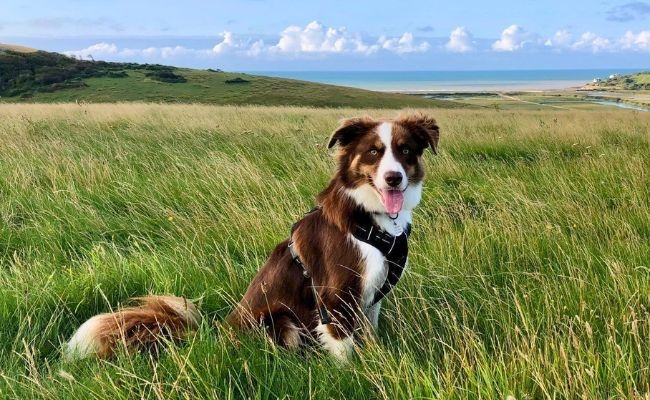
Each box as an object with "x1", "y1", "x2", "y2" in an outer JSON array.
[
  {"x1": 571, "y1": 32, "x2": 612, "y2": 52},
  {"x1": 62, "y1": 24, "x2": 650, "y2": 64},
  {"x1": 378, "y1": 32, "x2": 430, "y2": 54},
  {"x1": 266, "y1": 21, "x2": 429, "y2": 55},
  {"x1": 63, "y1": 43, "x2": 200, "y2": 60},
  {"x1": 544, "y1": 29, "x2": 650, "y2": 53},
  {"x1": 246, "y1": 40, "x2": 265, "y2": 57},
  {"x1": 544, "y1": 30, "x2": 573, "y2": 48},
  {"x1": 63, "y1": 42, "x2": 118, "y2": 59},
  {"x1": 620, "y1": 30, "x2": 650, "y2": 51},
  {"x1": 161, "y1": 46, "x2": 191, "y2": 58},
  {"x1": 140, "y1": 47, "x2": 159, "y2": 58},
  {"x1": 492, "y1": 24, "x2": 531, "y2": 52},
  {"x1": 270, "y1": 21, "x2": 379, "y2": 54},
  {"x1": 212, "y1": 31, "x2": 237, "y2": 54},
  {"x1": 61, "y1": 22, "x2": 431, "y2": 63},
  {"x1": 445, "y1": 27, "x2": 474, "y2": 53}
]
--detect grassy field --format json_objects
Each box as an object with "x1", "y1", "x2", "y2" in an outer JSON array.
[{"x1": 0, "y1": 103, "x2": 648, "y2": 399}]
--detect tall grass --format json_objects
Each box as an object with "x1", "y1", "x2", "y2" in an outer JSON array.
[{"x1": 0, "y1": 103, "x2": 648, "y2": 399}]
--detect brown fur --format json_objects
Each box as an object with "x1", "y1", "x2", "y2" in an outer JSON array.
[
  {"x1": 226, "y1": 112, "x2": 439, "y2": 344},
  {"x1": 67, "y1": 113, "x2": 439, "y2": 359},
  {"x1": 66, "y1": 296, "x2": 201, "y2": 359}
]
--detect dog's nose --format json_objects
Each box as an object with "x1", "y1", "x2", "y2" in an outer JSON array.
[{"x1": 384, "y1": 171, "x2": 403, "y2": 187}]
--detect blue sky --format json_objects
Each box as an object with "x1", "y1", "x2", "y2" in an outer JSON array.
[{"x1": 1, "y1": 0, "x2": 649, "y2": 70}]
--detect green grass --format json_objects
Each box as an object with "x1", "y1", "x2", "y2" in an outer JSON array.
[
  {"x1": 1, "y1": 58, "x2": 457, "y2": 108},
  {"x1": 635, "y1": 73, "x2": 650, "y2": 84},
  {"x1": 0, "y1": 104, "x2": 648, "y2": 399},
  {"x1": 584, "y1": 71, "x2": 650, "y2": 93}
]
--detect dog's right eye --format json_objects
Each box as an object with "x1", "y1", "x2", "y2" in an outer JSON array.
[{"x1": 369, "y1": 149, "x2": 378, "y2": 156}]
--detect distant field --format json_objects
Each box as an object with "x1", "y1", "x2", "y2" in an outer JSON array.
[
  {"x1": 0, "y1": 104, "x2": 648, "y2": 399},
  {"x1": 0, "y1": 44, "x2": 38, "y2": 53},
  {"x1": 426, "y1": 91, "x2": 650, "y2": 110}
]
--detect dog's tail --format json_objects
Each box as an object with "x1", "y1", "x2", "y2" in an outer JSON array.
[{"x1": 64, "y1": 295, "x2": 201, "y2": 360}]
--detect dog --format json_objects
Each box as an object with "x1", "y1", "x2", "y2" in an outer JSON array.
[{"x1": 64, "y1": 112, "x2": 439, "y2": 362}]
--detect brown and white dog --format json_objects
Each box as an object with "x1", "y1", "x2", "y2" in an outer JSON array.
[{"x1": 65, "y1": 112, "x2": 439, "y2": 362}]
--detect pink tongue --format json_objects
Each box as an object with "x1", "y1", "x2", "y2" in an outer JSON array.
[{"x1": 381, "y1": 190, "x2": 404, "y2": 214}]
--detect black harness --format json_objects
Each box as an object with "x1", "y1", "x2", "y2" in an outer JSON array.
[
  {"x1": 352, "y1": 222, "x2": 411, "y2": 306},
  {"x1": 288, "y1": 209, "x2": 411, "y2": 325}
]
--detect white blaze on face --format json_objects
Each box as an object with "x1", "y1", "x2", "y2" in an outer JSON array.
[{"x1": 374, "y1": 122, "x2": 406, "y2": 216}]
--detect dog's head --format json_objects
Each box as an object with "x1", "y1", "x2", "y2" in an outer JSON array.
[{"x1": 328, "y1": 112, "x2": 439, "y2": 217}]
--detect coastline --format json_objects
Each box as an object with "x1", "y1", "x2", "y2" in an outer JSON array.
[
  {"x1": 253, "y1": 69, "x2": 639, "y2": 91},
  {"x1": 351, "y1": 80, "x2": 590, "y2": 93},
  {"x1": 251, "y1": 69, "x2": 649, "y2": 110}
]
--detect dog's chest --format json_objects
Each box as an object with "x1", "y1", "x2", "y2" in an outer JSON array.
[
  {"x1": 352, "y1": 237, "x2": 388, "y2": 310},
  {"x1": 352, "y1": 213, "x2": 411, "y2": 309}
]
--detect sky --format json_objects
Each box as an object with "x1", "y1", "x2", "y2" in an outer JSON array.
[{"x1": 1, "y1": 0, "x2": 649, "y2": 71}]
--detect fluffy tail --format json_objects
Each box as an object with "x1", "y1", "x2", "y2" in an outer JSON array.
[{"x1": 64, "y1": 295, "x2": 201, "y2": 360}]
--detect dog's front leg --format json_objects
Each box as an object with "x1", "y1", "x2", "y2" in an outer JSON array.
[
  {"x1": 313, "y1": 288, "x2": 362, "y2": 362},
  {"x1": 315, "y1": 322, "x2": 354, "y2": 362},
  {"x1": 365, "y1": 300, "x2": 382, "y2": 329}
]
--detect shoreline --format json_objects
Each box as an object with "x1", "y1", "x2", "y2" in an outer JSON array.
[
  {"x1": 388, "y1": 87, "x2": 584, "y2": 95},
  {"x1": 339, "y1": 81, "x2": 590, "y2": 93}
]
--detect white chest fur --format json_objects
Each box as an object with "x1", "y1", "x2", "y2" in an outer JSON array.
[
  {"x1": 353, "y1": 237, "x2": 388, "y2": 310},
  {"x1": 352, "y1": 211, "x2": 412, "y2": 311}
]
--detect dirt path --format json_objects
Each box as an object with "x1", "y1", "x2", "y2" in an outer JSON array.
[{"x1": 497, "y1": 93, "x2": 571, "y2": 110}]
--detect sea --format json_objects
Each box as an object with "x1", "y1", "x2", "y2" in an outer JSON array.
[{"x1": 252, "y1": 69, "x2": 641, "y2": 92}]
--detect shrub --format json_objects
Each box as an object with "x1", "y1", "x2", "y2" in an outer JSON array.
[
  {"x1": 107, "y1": 71, "x2": 128, "y2": 78},
  {"x1": 145, "y1": 70, "x2": 187, "y2": 83},
  {"x1": 225, "y1": 77, "x2": 250, "y2": 84}
]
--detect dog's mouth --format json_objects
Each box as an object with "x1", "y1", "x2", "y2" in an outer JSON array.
[
  {"x1": 367, "y1": 177, "x2": 406, "y2": 215},
  {"x1": 380, "y1": 188, "x2": 404, "y2": 215}
]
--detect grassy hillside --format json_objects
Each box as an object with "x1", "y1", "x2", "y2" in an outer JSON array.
[
  {"x1": 0, "y1": 48, "x2": 452, "y2": 108},
  {"x1": 0, "y1": 104, "x2": 648, "y2": 399},
  {"x1": 583, "y1": 71, "x2": 650, "y2": 90},
  {"x1": 21, "y1": 68, "x2": 452, "y2": 108}
]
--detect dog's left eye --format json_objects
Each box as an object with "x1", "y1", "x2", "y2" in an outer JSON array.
[{"x1": 401, "y1": 147, "x2": 410, "y2": 155}]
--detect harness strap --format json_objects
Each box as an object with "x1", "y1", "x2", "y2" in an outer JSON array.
[
  {"x1": 288, "y1": 207, "x2": 411, "y2": 323},
  {"x1": 288, "y1": 223, "x2": 331, "y2": 325},
  {"x1": 353, "y1": 223, "x2": 411, "y2": 306}
]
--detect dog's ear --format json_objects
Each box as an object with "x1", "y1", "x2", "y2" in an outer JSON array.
[
  {"x1": 327, "y1": 117, "x2": 378, "y2": 148},
  {"x1": 396, "y1": 112, "x2": 440, "y2": 154}
]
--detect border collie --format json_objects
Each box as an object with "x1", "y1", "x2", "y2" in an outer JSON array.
[{"x1": 65, "y1": 112, "x2": 439, "y2": 362}]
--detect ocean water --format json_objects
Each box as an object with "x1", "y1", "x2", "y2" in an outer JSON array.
[{"x1": 253, "y1": 69, "x2": 640, "y2": 92}]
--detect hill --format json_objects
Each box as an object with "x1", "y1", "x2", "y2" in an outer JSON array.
[
  {"x1": 0, "y1": 48, "x2": 457, "y2": 108},
  {"x1": 582, "y1": 71, "x2": 650, "y2": 91},
  {"x1": 0, "y1": 43, "x2": 38, "y2": 53}
]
